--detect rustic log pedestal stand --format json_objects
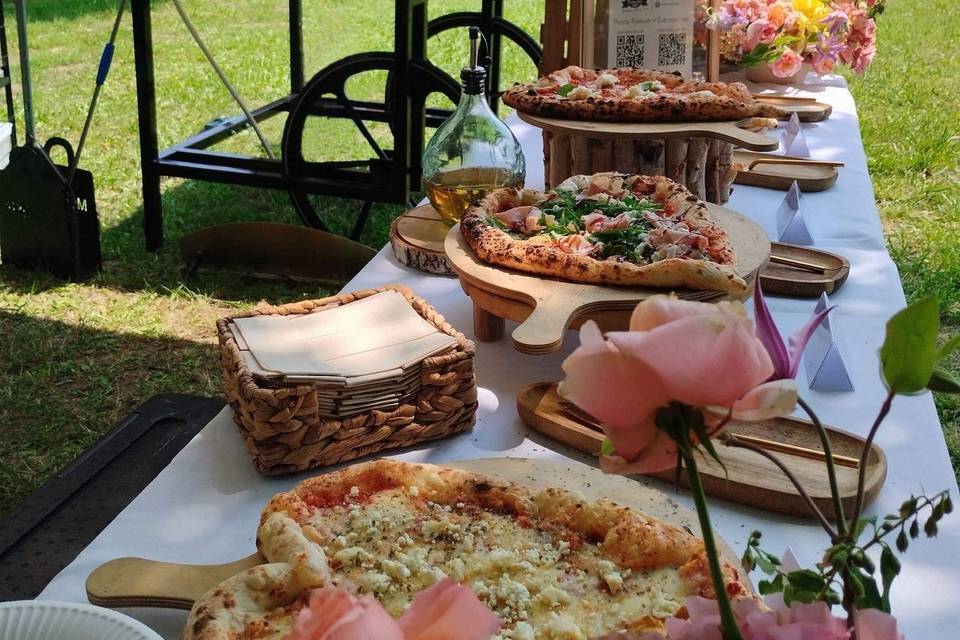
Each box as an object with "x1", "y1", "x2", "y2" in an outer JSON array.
[{"x1": 517, "y1": 112, "x2": 780, "y2": 205}]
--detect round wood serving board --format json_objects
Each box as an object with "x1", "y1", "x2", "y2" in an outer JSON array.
[
  {"x1": 389, "y1": 204, "x2": 455, "y2": 276},
  {"x1": 733, "y1": 150, "x2": 840, "y2": 192},
  {"x1": 445, "y1": 204, "x2": 771, "y2": 354},
  {"x1": 517, "y1": 383, "x2": 887, "y2": 520},
  {"x1": 85, "y1": 457, "x2": 740, "y2": 611},
  {"x1": 517, "y1": 111, "x2": 780, "y2": 151},
  {"x1": 754, "y1": 96, "x2": 833, "y2": 123},
  {"x1": 761, "y1": 242, "x2": 850, "y2": 298}
]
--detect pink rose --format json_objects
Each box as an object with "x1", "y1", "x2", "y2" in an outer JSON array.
[
  {"x1": 770, "y1": 48, "x2": 804, "y2": 78},
  {"x1": 398, "y1": 579, "x2": 502, "y2": 640},
  {"x1": 663, "y1": 597, "x2": 903, "y2": 640},
  {"x1": 285, "y1": 581, "x2": 500, "y2": 640},
  {"x1": 743, "y1": 18, "x2": 778, "y2": 51},
  {"x1": 286, "y1": 588, "x2": 403, "y2": 640},
  {"x1": 559, "y1": 296, "x2": 797, "y2": 473}
]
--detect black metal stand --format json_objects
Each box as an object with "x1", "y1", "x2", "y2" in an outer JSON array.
[
  {"x1": 131, "y1": 0, "x2": 541, "y2": 250},
  {"x1": 1, "y1": 0, "x2": 17, "y2": 144}
]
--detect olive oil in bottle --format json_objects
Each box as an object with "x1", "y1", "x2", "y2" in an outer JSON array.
[
  {"x1": 420, "y1": 27, "x2": 525, "y2": 224},
  {"x1": 425, "y1": 167, "x2": 523, "y2": 223}
]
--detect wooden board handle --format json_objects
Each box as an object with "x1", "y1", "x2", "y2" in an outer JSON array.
[
  {"x1": 86, "y1": 553, "x2": 262, "y2": 610},
  {"x1": 511, "y1": 296, "x2": 577, "y2": 354}
]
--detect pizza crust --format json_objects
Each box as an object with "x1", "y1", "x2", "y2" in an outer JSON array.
[
  {"x1": 460, "y1": 174, "x2": 748, "y2": 294},
  {"x1": 503, "y1": 66, "x2": 787, "y2": 123}
]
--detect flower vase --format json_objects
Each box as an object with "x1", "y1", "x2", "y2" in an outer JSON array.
[{"x1": 744, "y1": 62, "x2": 808, "y2": 85}]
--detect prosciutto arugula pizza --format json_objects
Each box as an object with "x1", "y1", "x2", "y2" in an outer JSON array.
[{"x1": 460, "y1": 172, "x2": 747, "y2": 294}]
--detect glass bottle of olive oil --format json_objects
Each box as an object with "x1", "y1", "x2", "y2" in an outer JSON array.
[{"x1": 422, "y1": 27, "x2": 525, "y2": 224}]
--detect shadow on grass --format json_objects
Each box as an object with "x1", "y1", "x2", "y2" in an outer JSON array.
[
  {"x1": 0, "y1": 310, "x2": 218, "y2": 516},
  {"x1": 0, "y1": 177, "x2": 412, "y2": 303}
]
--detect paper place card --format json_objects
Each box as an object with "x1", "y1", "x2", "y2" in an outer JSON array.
[
  {"x1": 776, "y1": 181, "x2": 814, "y2": 245},
  {"x1": 804, "y1": 293, "x2": 854, "y2": 392},
  {"x1": 779, "y1": 113, "x2": 810, "y2": 158}
]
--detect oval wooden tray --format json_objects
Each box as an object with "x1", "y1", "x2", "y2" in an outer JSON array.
[
  {"x1": 754, "y1": 96, "x2": 832, "y2": 123},
  {"x1": 518, "y1": 111, "x2": 780, "y2": 151},
  {"x1": 445, "y1": 204, "x2": 771, "y2": 354},
  {"x1": 517, "y1": 382, "x2": 886, "y2": 520},
  {"x1": 389, "y1": 204, "x2": 455, "y2": 276},
  {"x1": 85, "y1": 458, "x2": 740, "y2": 610},
  {"x1": 761, "y1": 242, "x2": 850, "y2": 298},
  {"x1": 733, "y1": 150, "x2": 841, "y2": 192}
]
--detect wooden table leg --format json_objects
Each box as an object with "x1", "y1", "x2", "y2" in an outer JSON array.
[{"x1": 473, "y1": 302, "x2": 505, "y2": 342}]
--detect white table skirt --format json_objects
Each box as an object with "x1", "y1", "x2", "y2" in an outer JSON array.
[{"x1": 38, "y1": 73, "x2": 960, "y2": 639}]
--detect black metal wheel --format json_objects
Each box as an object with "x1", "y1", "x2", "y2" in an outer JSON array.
[{"x1": 282, "y1": 52, "x2": 459, "y2": 237}]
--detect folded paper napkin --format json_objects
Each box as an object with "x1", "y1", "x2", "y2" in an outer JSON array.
[{"x1": 231, "y1": 291, "x2": 458, "y2": 417}]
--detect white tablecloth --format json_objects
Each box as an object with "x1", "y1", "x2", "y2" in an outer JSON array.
[{"x1": 38, "y1": 74, "x2": 960, "y2": 638}]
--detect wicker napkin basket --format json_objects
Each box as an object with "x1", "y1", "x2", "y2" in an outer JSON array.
[{"x1": 217, "y1": 285, "x2": 478, "y2": 475}]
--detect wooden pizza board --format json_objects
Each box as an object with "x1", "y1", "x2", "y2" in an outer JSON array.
[
  {"x1": 389, "y1": 204, "x2": 455, "y2": 276},
  {"x1": 761, "y1": 242, "x2": 851, "y2": 298},
  {"x1": 445, "y1": 204, "x2": 771, "y2": 354},
  {"x1": 733, "y1": 150, "x2": 841, "y2": 192},
  {"x1": 753, "y1": 96, "x2": 833, "y2": 123},
  {"x1": 518, "y1": 383, "x2": 887, "y2": 520},
  {"x1": 517, "y1": 111, "x2": 780, "y2": 151},
  {"x1": 85, "y1": 458, "x2": 741, "y2": 611}
]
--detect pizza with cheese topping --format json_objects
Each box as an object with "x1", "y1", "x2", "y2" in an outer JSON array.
[
  {"x1": 502, "y1": 65, "x2": 786, "y2": 123},
  {"x1": 185, "y1": 460, "x2": 753, "y2": 640},
  {"x1": 460, "y1": 172, "x2": 747, "y2": 294}
]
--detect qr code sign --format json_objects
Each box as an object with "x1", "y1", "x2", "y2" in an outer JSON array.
[
  {"x1": 658, "y1": 32, "x2": 687, "y2": 67},
  {"x1": 616, "y1": 33, "x2": 645, "y2": 67}
]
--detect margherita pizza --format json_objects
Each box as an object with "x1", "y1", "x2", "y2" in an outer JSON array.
[
  {"x1": 460, "y1": 172, "x2": 747, "y2": 294},
  {"x1": 503, "y1": 66, "x2": 787, "y2": 123},
  {"x1": 186, "y1": 460, "x2": 753, "y2": 640}
]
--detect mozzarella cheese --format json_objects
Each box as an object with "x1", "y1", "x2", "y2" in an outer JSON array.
[
  {"x1": 566, "y1": 85, "x2": 596, "y2": 100},
  {"x1": 596, "y1": 72, "x2": 618, "y2": 88},
  {"x1": 624, "y1": 86, "x2": 656, "y2": 100},
  {"x1": 309, "y1": 488, "x2": 691, "y2": 639}
]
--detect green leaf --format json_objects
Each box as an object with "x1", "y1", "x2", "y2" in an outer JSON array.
[
  {"x1": 758, "y1": 574, "x2": 784, "y2": 595},
  {"x1": 557, "y1": 83, "x2": 575, "y2": 97},
  {"x1": 787, "y1": 569, "x2": 826, "y2": 592},
  {"x1": 754, "y1": 552, "x2": 778, "y2": 576},
  {"x1": 909, "y1": 520, "x2": 919, "y2": 539},
  {"x1": 856, "y1": 570, "x2": 884, "y2": 610},
  {"x1": 880, "y1": 546, "x2": 901, "y2": 612},
  {"x1": 937, "y1": 334, "x2": 960, "y2": 361},
  {"x1": 880, "y1": 297, "x2": 941, "y2": 394},
  {"x1": 600, "y1": 437, "x2": 615, "y2": 456},
  {"x1": 928, "y1": 368, "x2": 960, "y2": 394}
]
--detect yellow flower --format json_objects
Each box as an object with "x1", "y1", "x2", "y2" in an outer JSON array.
[{"x1": 791, "y1": 0, "x2": 831, "y2": 22}]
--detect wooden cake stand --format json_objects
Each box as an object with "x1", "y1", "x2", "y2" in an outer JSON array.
[
  {"x1": 517, "y1": 112, "x2": 780, "y2": 205},
  {"x1": 444, "y1": 204, "x2": 770, "y2": 355}
]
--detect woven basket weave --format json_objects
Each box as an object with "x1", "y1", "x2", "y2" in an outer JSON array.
[{"x1": 217, "y1": 285, "x2": 478, "y2": 475}]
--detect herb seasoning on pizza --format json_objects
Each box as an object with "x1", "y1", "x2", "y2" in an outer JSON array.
[
  {"x1": 503, "y1": 65, "x2": 787, "y2": 123},
  {"x1": 460, "y1": 172, "x2": 747, "y2": 294}
]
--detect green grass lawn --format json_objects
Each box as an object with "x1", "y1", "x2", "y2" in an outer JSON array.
[{"x1": 0, "y1": 0, "x2": 957, "y2": 516}]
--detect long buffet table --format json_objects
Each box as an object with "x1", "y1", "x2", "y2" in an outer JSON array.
[{"x1": 38, "y1": 74, "x2": 960, "y2": 638}]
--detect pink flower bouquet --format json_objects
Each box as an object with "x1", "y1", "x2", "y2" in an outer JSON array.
[{"x1": 699, "y1": 0, "x2": 885, "y2": 77}]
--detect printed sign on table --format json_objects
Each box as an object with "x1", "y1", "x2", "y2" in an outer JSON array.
[{"x1": 605, "y1": 1, "x2": 693, "y2": 76}]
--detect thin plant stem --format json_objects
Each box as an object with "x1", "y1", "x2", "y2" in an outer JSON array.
[
  {"x1": 722, "y1": 434, "x2": 838, "y2": 541},
  {"x1": 681, "y1": 450, "x2": 745, "y2": 640},
  {"x1": 850, "y1": 391, "x2": 895, "y2": 526},
  {"x1": 797, "y1": 397, "x2": 847, "y2": 535}
]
